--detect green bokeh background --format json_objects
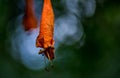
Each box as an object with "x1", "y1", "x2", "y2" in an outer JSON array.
[{"x1": 0, "y1": 0, "x2": 120, "y2": 78}]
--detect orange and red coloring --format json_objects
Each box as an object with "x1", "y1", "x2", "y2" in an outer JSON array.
[
  {"x1": 22, "y1": 0, "x2": 37, "y2": 31},
  {"x1": 36, "y1": 0, "x2": 55, "y2": 60}
]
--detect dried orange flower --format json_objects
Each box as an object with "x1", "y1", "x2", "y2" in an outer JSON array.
[
  {"x1": 36, "y1": 0, "x2": 55, "y2": 61},
  {"x1": 22, "y1": 0, "x2": 37, "y2": 31}
]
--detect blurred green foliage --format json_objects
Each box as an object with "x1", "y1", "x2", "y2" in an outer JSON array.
[{"x1": 0, "y1": 0, "x2": 120, "y2": 78}]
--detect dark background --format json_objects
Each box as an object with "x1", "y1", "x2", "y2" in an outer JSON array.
[{"x1": 0, "y1": 0, "x2": 120, "y2": 78}]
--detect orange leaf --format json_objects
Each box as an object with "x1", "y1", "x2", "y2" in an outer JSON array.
[
  {"x1": 22, "y1": 0, "x2": 37, "y2": 31},
  {"x1": 36, "y1": 0, "x2": 55, "y2": 60}
]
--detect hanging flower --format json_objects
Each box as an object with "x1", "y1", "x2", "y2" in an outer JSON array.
[
  {"x1": 22, "y1": 0, "x2": 37, "y2": 31},
  {"x1": 36, "y1": 0, "x2": 55, "y2": 61}
]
